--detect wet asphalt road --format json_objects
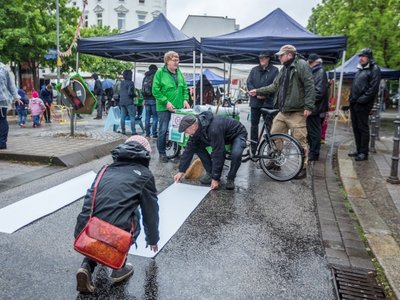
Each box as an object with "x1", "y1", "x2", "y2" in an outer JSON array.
[{"x1": 0, "y1": 106, "x2": 336, "y2": 299}]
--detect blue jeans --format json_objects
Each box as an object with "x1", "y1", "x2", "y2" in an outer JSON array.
[
  {"x1": 33, "y1": 115, "x2": 40, "y2": 126},
  {"x1": 17, "y1": 109, "x2": 27, "y2": 125},
  {"x1": 145, "y1": 103, "x2": 158, "y2": 136},
  {"x1": 120, "y1": 104, "x2": 137, "y2": 134},
  {"x1": 0, "y1": 107, "x2": 8, "y2": 147},
  {"x1": 157, "y1": 111, "x2": 171, "y2": 155}
]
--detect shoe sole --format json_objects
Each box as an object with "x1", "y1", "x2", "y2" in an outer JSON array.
[
  {"x1": 111, "y1": 268, "x2": 134, "y2": 283},
  {"x1": 76, "y1": 268, "x2": 95, "y2": 294}
]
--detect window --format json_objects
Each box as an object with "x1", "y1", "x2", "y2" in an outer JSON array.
[
  {"x1": 97, "y1": 13, "x2": 103, "y2": 26},
  {"x1": 72, "y1": 1, "x2": 77, "y2": 5},
  {"x1": 139, "y1": 0, "x2": 145, "y2": 4},
  {"x1": 118, "y1": 13, "x2": 126, "y2": 31},
  {"x1": 138, "y1": 14, "x2": 146, "y2": 26},
  {"x1": 84, "y1": 14, "x2": 88, "y2": 27}
]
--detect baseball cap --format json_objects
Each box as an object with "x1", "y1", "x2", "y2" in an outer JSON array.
[
  {"x1": 178, "y1": 115, "x2": 197, "y2": 133},
  {"x1": 275, "y1": 45, "x2": 297, "y2": 56},
  {"x1": 125, "y1": 135, "x2": 152, "y2": 152},
  {"x1": 307, "y1": 53, "x2": 321, "y2": 63}
]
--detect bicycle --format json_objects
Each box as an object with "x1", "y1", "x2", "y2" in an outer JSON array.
[
  {"x1": 166, "y1": 107, "x2": 304, "y2": 181},
  {"x1": 235, "y1": 108, "x2": 305, "y2": 181}
]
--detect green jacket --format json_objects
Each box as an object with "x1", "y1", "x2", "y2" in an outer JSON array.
[
  {"x1": 257, "y1": 56, "x2": 315, "y2": 112},
  {"x1": 152, "y1": 66, "x2": 189, "y2": 112}
]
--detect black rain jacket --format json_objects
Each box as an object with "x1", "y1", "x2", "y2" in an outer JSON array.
[
  {"x1": 179, "y1": 111, "x2": 247, "y2": 180},
  {"x1": 247, "y1": 63, "x2": 279, "y2": 108},
  {"x1": 74, "y1": 142, "x2": 159, "y2": 246},
  {"x1": 310, "y1": 64, "x2": 329, "y2": 116},
  {"x1": 349, "y1": 61, "x2": 381, "y2": 110}
]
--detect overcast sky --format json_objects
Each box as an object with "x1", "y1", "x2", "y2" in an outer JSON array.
[{"x1": 166, "y1": 0, "x2": 322, "y2": 30}]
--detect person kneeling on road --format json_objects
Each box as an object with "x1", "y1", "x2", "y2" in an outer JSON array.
[
  {"x1": 74, "y1": 135, "x2": 159, "y2": 294},
  {"x1": 173, "y1": 111, "x2": 247, "y2": 190}
]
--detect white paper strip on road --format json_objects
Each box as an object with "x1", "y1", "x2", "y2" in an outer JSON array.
[
  {"x1": 0, "y1": 171, "x2": 96, "y2": 234},
  {"x1": 129, "y1": 183, "x2": 211, "y2": 258}
]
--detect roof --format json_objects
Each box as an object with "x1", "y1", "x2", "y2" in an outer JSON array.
[{"x1": 201, "y1": 8, "x2": 347, "y2": 64}]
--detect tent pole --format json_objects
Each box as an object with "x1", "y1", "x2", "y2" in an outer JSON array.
[
  {"x1": 200, "y1": 53, "x2": 203, "y2": 105},
  {"x1": 227, "y1": 63, "x2": 232, "y2": 99},
  {"x1": 76, "y1": 52, "x2": 79, "y2": 73},
  {"x1": 330, "y1": 50, "x2": 347, "y2": 156},
  {"x1": 223, "y1": 63, "x2": 226, "y2": 98},
  {"x1": 192, "y1": 50, "x2": 196, "y2": 105},
  {"x1": 333, "y1": 67, "x2": 337, "y2": 100}
]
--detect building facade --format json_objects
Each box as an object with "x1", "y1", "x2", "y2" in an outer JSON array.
[{"x1": 71, "y1": 0, "x2": 166, "y2": 31}]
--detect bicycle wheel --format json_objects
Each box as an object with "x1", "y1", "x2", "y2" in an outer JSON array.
[
  {"x1": 259, "y1": 133, "x2": 304, "y2": 181},
  {"x1": 165, "y1": 140, "x2": 181, "y2": 159}
]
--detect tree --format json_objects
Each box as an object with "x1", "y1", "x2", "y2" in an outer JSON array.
[
  {"x1": 0, "y1": 0, "x2": 79, "y2": 88},
  {"x1": 307, "y1": 0, "x2": 400, "y2": 69},
  {"x1": 61, "y1": 25, "x2": 134, "y2": 79}
]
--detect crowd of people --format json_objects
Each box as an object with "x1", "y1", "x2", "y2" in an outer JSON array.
[{"x1": 0, "y1": 47, "x2": 381, "y2": 294}]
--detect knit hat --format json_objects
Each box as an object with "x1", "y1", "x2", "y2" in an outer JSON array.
[
  {"x1": 307, "y1": 53, "x2": 321, "y2": 63},
  {"x1": 357, "y1": 48, "x2": 373, "y2": 59},
  {"x1": 32, "y1": 91, "x2": 39, "y2": 98},
  {"x1": 125, "y1": 135, "x2": 152, "y2": 152},
  {"x1": 178, "y1": 115, "x2": 197, "y2": 133}
]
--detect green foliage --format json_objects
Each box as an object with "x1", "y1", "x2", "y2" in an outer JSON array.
[
  {"x1": 0, "y1": 1, "x2": 132, "y2": 84},
  {"x1": 307, "y1": 0, "x2": 400, "y2": 69},
  {"x1": 67, "y1": 25, "x2": 134, "y2": 79}
]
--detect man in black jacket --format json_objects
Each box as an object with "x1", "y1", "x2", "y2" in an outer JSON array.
[
  {"x1": 173, "y1": 111, "x2": 247, "y2": 190},
  {"x1": 348, "y1": 48, "x2": 381, "y2": 161},
  {"x1": 246, "y1": 53, "x2": 279, "y2": 153},
  {"x1": 74, "y1": 135, "x2": 159, "y2": 294},
  {"x1": 306, "y1": 53, "x2": 329, "y2": 161}
]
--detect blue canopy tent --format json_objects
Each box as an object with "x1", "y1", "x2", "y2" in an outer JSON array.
[
  {"x1": 77, "y1": 13, "x2": 201, "y2": 63},
  {"x1": 200, "y1": 8, "x2": 347, "y2": 65},
  {"x1": 328, "y1": 54, "x2": 400, "y2": 80},
  {"x1": 185, "y1": 69, "x2": 229, "y2": 86}
]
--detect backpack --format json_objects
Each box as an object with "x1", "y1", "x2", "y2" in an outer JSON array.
[{"x1": 142, "y1": 73, "x2": 154, "y2": 97}]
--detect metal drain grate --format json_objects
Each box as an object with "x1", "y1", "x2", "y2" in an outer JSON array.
[{"x1": 331, "y1": 265, "x2": 387, "y2": 299}]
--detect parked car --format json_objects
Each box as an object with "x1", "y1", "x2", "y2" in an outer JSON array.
[{"x1": 390, "y1": 93, "x2": 400, "y2": 108}]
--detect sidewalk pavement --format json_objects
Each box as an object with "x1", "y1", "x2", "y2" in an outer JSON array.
[
  {"x1": 1, "y1": 110, "x2": 400, "y2": 298},
  {"x1": 313, "y1": 113, "x2": 400, "y2": 299}
]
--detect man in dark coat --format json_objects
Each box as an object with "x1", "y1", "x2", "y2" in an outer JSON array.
[
  {"x1": 348, "y1": 48, "x2": 381, "y2": 161},
  {"x1": 92, "y1": 73, "x2": 104, "y2": 119},
  {"x1": 306, "y1": 53, "x2": 329, "y2": 161},
  {"x1": 173, "y1": 111, "x2": 247, "y2": 190},
  {"x1": 246, "y1": 53, "x2": 279, "y2": 153},
  {"x1": 74, "y1": 135, "x2": 159, "y2": 294},
  {"x1": 40, "y1": 84, "x2": 53, "y2": 123},
  {"x1": 119, "y1": 69, "x2": 137, "y2": 135}
]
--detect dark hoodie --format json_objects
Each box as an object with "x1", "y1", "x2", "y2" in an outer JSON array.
[
  {"x1": 16, "y1": 89, "x2": 29, "y2": 112},
  {"x1": 74, "y1": 142, "x2": 159, "y2": 246},
  {"x1": 179, "y1": 111, "x2": 247, "y2": 180},
  {"x1": 119, "y1": 70, "x2": 136, "y2": 106}
]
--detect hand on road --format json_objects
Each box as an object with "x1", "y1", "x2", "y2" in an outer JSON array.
[
  {"x1": 146, "y1": 244, "x2": 159, "y2": 253},
  {"x1": 174, "y1": 172, "x2": 185, "y2": 182},
  {"x1": 211, "y1": 179, "x2": 219, "y2": 190}
]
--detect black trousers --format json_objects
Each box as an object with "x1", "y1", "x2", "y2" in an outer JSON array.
[
  {"x1": 250, "y1": 107, "x2": 272, "y2": 152},
  {"x1": 44, "y1": 104, "x2": 51, "y2": 122},
  {"x1": 0, "y1": 107, "x2": 8, "y2": 147},
  {"x1": 350, "y1": 103, "x2": 370, "y2": 155},
  {"x1": 306, "y1": 114, "x2": 322, "y2": 159}
]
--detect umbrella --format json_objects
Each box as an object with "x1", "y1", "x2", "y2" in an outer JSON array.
[{"x1": 102, "y1": 79, "x2": 115, "y2": 90}]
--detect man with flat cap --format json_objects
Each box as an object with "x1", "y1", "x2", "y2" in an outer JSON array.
[
  {"x1": 246, "y1": 52, "x2": 279, "y2": 154},
  {"x1": 173, "y1": 111, "x2": 247, "y2": 190},
  {"x1": 348, "y1": 48, "x2": 381, "y2": 161},
  {"x1": 249, "y1": 44, "x2": 315, "y2": 179}
]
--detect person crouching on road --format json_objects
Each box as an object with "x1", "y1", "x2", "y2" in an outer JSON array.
[
  {"x1": 173, "y1": 111, "x2": 248, "y2": 190},
  {"x1": 74, "y1": 135, "x2": 159, "y2": 294}
]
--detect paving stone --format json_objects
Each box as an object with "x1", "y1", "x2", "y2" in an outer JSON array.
[
  {"x1": 349, "y1": 256, "x2": 374, "y2": 270},
  {"x1": 325, "y1": 248, "x2": 349, "y2": 260},
  {"x1": 346, "y1": 246, "x2": 370, "y2": 258},
  {"x1": 323, "y1": 240, "x2": 345, "y2": 251},
  {"x1": 322, "y1": 231, "x2": 342, "y2": 242}
]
